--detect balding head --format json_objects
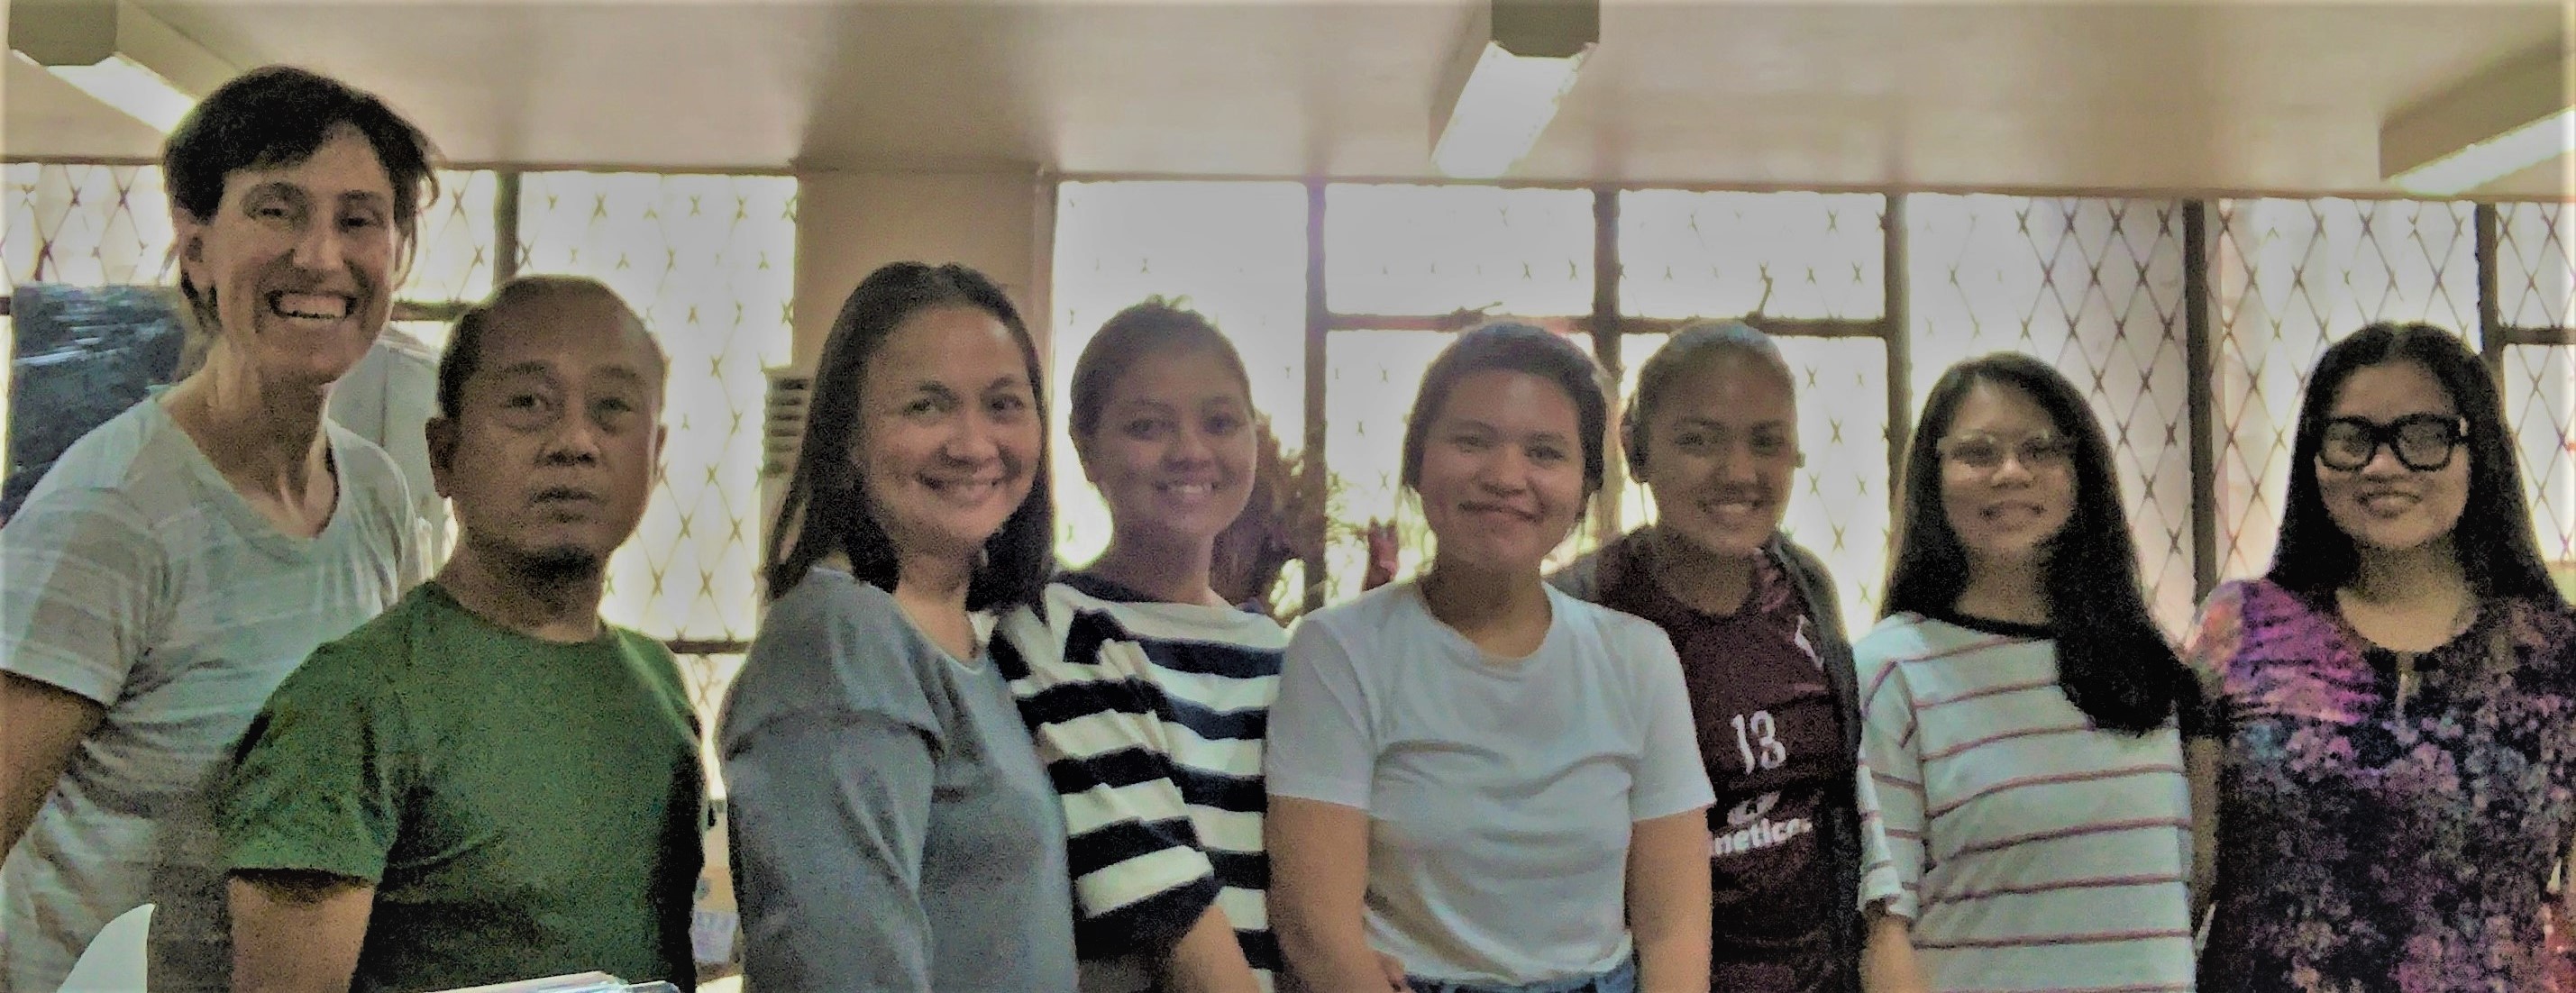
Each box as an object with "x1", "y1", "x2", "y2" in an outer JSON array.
[
  {"x1": 427, "y1": 274, "x2": 669, "y2": 590},
  {"x1": 435, "y1": 275, "x2": 664, "y2": 421}
]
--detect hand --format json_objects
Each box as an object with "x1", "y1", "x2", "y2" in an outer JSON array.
[
  {"x1": 1375, "y1": 949, "x2": 1411, "y2": 993},
  {"x1": 1363, "y1": 521, "x2": 1401, "y2": 591}
]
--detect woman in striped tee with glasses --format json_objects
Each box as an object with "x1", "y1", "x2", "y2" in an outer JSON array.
[{"x1": 1853, "y1": 352, "x2": 2200, "y2": 992}]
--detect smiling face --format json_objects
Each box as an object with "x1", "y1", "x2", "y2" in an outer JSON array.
[
  {"x1": 1639, "y1": 353, "x2": 1799, "y2": 560},
  {"x1": 1077, "y1": 347, "x2": 1259, "y2": 553},
  {"x1": 854, "y1": 304, "x2": 1045, "y2": 566},
  {"x1": 1937, "y1": 380, "x2": 2077, "y2": 578},
  {"x1": 2315, "y1": 359, "x2": 2470, "y2": 557},
  {"x1": 174, "y1": 125, "x2": 402, "y2": 389},
  {"x1": 1412, "y1": 369, "x2": 1589, "y2": 576}
]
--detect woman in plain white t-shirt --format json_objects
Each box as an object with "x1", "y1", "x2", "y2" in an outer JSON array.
[{"x1": 1265, "y1": 323, "x2": 1716, "y2": 993}]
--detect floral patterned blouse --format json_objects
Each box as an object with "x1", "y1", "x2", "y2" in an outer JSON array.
[{"x1": 2188, "y1": 577, "x2": 2576, "y2": 992}]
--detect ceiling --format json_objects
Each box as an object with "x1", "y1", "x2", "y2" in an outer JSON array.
[{"x1": 4, "y1": 0, "x2": 2568, "y2": 197}]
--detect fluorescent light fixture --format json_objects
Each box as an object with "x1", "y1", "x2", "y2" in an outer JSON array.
[
  {"x1": 1430, "y1": 0, "x2": 1598, "y2": 180},
  {"x1": 2384, "y1": 46, "x2": 2572, "y2": 196},
  {"x1": 12, "y1": 0, "x2": 238, "y2": 134},
  {"x1": 41, "y1": 52, "x2": 196, "y2": 132},
  {"x1": 2393, "y1": 107, "x2": 2574, "y2": 196}
]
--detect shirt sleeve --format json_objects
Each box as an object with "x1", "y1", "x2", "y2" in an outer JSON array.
[
  {"x1": 0, "y1": 487, "x2": 164, "y2": 706},
  {"x1": 2179, "y1": 581, "x2": 2249, "y2": 741},
  {"x1": 723, "y1": 707, "x2": 937, "y2": 993},
  {"x1": 1264, "y1": 615, "x2": 1376, "y2": 810},
  {"x1": 1003, "y1": 601, "x2": 1220, "y2": 959},
  {"x1": 718, "y1": 579, "x2": 947, "y2": 993},
  {"x1": 216, "y1": 643, "x2": 406, "y2": 884},
  {"x1": 1622, "y1": 619, "x2": 1715, "y2": 822},
  {"x1": 1854, "y1": 648, "x2": 1927, "y2": 922}
]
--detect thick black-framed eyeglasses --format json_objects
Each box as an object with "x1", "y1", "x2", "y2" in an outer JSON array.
[{"x1": 2316, "y1": 413, "x2": 2468, "y2": 472}]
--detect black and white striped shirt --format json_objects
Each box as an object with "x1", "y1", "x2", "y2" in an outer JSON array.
[{"x1": 1000, "y1": 573, "x2": 1288, "y2": 991}]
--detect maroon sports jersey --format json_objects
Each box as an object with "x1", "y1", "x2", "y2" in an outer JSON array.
[{"x1": 1594, "y1": 540, "x2": 1848, "y2": 993}]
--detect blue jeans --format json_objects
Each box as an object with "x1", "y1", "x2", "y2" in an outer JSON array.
[{"x1": 1403, "y1": 956, "x2": 1638, "y2": 993}]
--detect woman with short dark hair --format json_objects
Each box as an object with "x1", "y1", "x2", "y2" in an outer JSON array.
[
  {"x1": 0, "y1": 65, "x2": 437, "y2": 991},
  {"x1": 1266, "y1": 323, "x2": 1714, "y2": 993}
]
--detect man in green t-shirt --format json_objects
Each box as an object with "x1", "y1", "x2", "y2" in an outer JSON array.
[{"x1": 217, "y1": 275, "x2": 704, "y2": 993}]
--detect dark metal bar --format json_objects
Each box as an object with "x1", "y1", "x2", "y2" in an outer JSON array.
[
  {"x1": 1592, "y1": 186, "x2": 1625, "y2": 542},
  {"x1": 1883, "y1": 194, "x2": 1913, "y2": 524},
  {"x1": 666, "y1": 639, "x2": 751, "y2": 657},
  {"x1": 2183, "y1": 200, "x2": 2220, "y2": 602},
  {"x1": 1624, "y1": 315, "x2": 1889, "y2": 340},
  {"x1": 493, "y1": 170, "x2": 524, "y2": 285},
  {"x1": 1326, "y1": 312, "x2": 1885, "y2": 340},
  {"x1": 2477, "y1": 203, "x2": 2504, "y2": 386},
  {"x1": 1302, "y1": 180, "x2": 1330, "y2": 615},
  {"x1": 395, "y1": 300, "x2": 471, "y2": 323},
  {"x1": 2499, "y1": 324, "x2": 2576, "y2": 347}
]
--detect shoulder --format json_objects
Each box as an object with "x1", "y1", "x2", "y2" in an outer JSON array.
[
  {"x1": 1769, "y1": 534, "x2": 1836, "y2": 585},
  {"x1": 610, "y1": 624, "x2": 689, "y2": 689},
  {"x1": 278, "y1": 588, "x2": 440, "y2": 697},
  {"x1": 1057, "y1": 579, "x2": 1290, "y2": 653},
  {"x1": 1551, "y1": 585, "x2": 1667, "y2": 654},
  {"x1": 762, "y1": 569, "x2": 909, "y2": 642},
  {"x1": 2201, "y1": 577, "x2": 2334, "y2": 650},
  {"x1": 728, "y1": 570, "x2": 940, "y2": 731},
  {"x1": 1548, "y1": 528, "x2": 1647, "y2": 603},
  {"x1": 325, "y1": 424, "x2": 410, "y2": 505},
  {"x1": 17, "y1": 401, "x2": 169, "y2": 507},
  {"x1": 1851, "y1": 612, "x2": 1939, "y2": 666},
  {"x1": 2502, "y1": 596, "x2": 2576, "y2": 661},
  {"x1": 1302, "y1": 581, "x2": 1416, "y2": 638}
]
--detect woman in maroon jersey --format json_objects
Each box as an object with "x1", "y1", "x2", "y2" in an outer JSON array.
[{"x1": 1551, "y1": 320, "x2": 1865, "y2": 993}]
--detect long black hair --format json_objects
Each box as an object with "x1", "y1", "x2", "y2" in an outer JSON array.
[
  {"x1": 763, "y1": 262, "x2": 1054, "y2": 612},
  {"x1": 2269, "y1": 322, "x2": 2561, "y2": 605},
  {"x1": 1883, "y1": 352, "x2": 2193, "y2": 733}
]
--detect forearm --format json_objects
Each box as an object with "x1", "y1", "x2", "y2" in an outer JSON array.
[
  {"x1": 1631, "y1": 917, "x2": 1711, "y2": 993},
  {"x1": 230, "y1": 873, "x2": 372, "y2": 993},
  {"x1": 2185, "y1": 737, "x2": 2222, "y2": 923},
  {"x1": 1860, "y1": 907, "x2": 1927, "y2": 993},
  {"x1": 1626, "y1": 814, "x2": 1712, "y2": 993},
  {"x1": 1274, "y1": 914, "x2": 1397, "y2": 993},
  {"x1": 1159, "y1": 904, "x2": 1261, "y2": 993}
]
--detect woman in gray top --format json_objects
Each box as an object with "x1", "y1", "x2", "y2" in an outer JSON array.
[{"x1": 718, "y1": 261, "x2": 1077, "y2": 992}]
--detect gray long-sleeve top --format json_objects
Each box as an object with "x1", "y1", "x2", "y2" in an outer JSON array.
[{"x1": 718, "y1": 569, "x2": 1078, "y2": 992}]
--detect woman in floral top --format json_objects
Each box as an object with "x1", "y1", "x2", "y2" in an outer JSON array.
[{"x1": 2186, "y1": 322, "x2": 2576, "y2": 991}]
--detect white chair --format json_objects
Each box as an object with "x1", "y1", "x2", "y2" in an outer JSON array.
[{"x1": 60, "y1": 903, "x2": 153, "y2": 991}]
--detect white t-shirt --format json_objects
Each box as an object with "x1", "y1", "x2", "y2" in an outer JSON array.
[
  {"x1": 0, "y1": 398, "x2": 423, "y2": 992},
  {"x1": 1265, "y1": 580, "x2": 1713, "y2": 987}
]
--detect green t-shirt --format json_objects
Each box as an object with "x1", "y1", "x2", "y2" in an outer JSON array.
[{"x1": 217, "y1": 581, "x2": 705, "y2": 993}]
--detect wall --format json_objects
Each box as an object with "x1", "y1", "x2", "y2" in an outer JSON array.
[{"x1": 790, "y1": 169, "x2": 1055, "y2": 369}]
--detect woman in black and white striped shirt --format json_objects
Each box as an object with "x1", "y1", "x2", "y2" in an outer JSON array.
[{"x1": 1001, "y1": 298, "x2": 1291, "y2": 993}]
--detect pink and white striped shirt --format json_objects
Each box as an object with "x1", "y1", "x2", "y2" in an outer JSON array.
[{"x1": 1854, "y1": 611, "x2": 2196, "y2": 993}]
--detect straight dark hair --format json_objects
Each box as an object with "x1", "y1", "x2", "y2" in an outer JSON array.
[
  {"x1": 1884, "y1": 352, "x2": 2193, "y2": 733},
  {"x1": 1401, "y1": 322, "x2": 1610, "y2": 500},
  {"x1": 2269, "y1": 322, "x2": 2561, "y2": 605},
  {"x1": 764, "y1": 262, "x2": 1054, "y2": 612}
]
